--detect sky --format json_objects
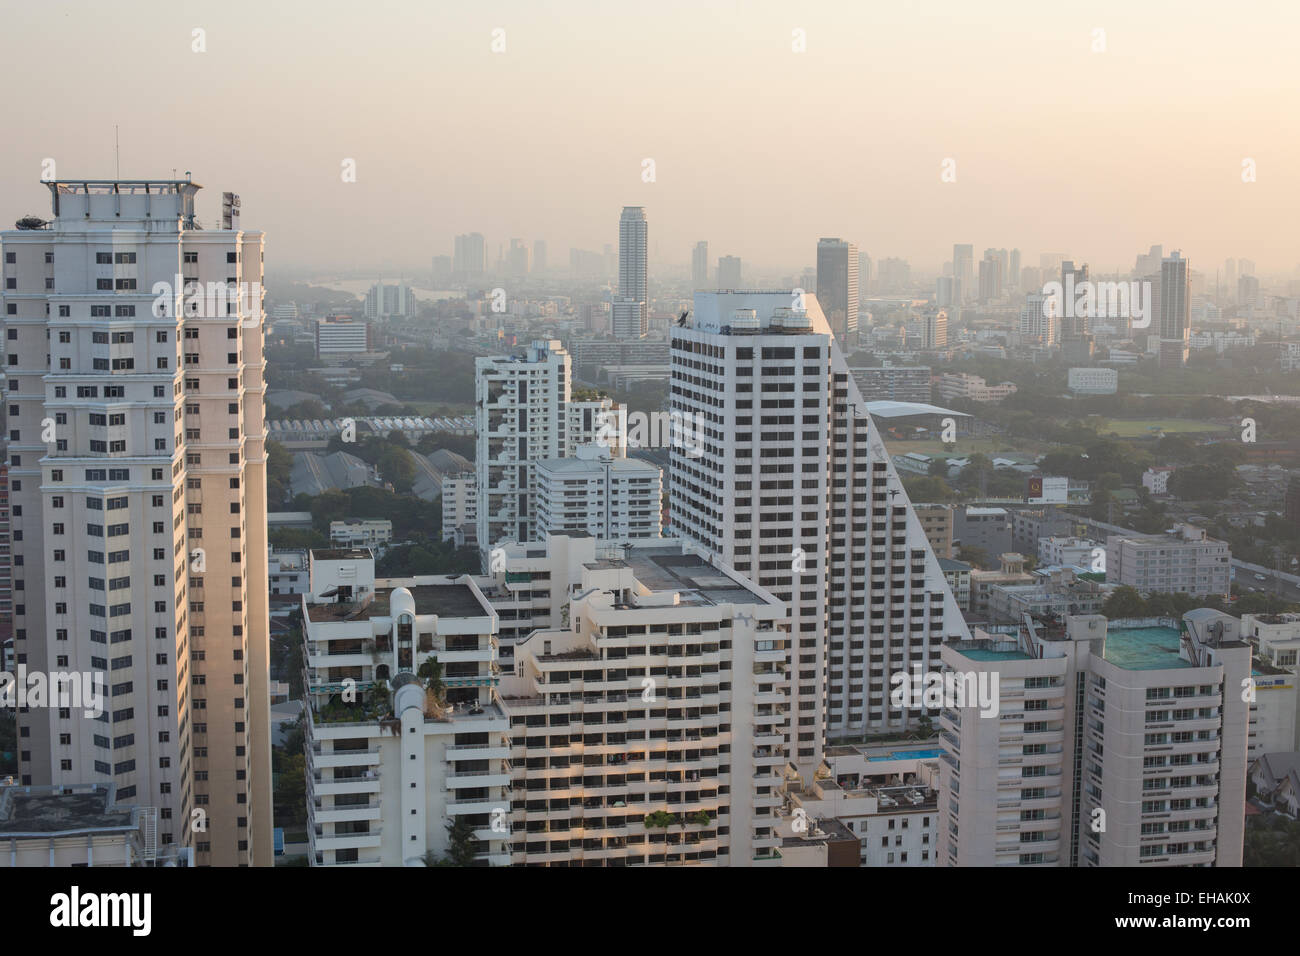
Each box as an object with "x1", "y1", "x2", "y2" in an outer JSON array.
[{"x1": 1, "y1": 0, "x2": 1297, "y2": 276}]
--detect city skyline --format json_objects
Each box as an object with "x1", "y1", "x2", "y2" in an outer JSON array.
[{"x1": 1, "y1": 2, "x2": 1298, "y2": 274}]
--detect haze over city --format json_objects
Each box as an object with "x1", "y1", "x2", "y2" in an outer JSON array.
[{"x1": 2, "y1": 0, "x2": 1297, "y2": 274}]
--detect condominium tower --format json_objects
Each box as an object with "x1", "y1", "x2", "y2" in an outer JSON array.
[
  {"x1": 668, "y1": 291, "x2": 969, "y2": 777},
  {"x1": 815, "y1": 238, "x2": 859, "y2": 343},
  {"x1": 0, "y1": 177, "x2": 273, "y2": 866},
  {"x1": 616, "y1": 207, "x2": 648, "y2": 340}
]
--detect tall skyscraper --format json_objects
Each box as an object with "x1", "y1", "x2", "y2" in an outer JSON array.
[
  {"x1": 952, "y1": 244, "x2": 974, "y2": 303},
  {"x1": 668, "y1": 291, "x2": 969, "y2": 775},
  {"x1": 815, "y1": 238, "x2": 859, "y2": 342},
  {"x1": 1, "y1": 177, "x2": 273, "y2": 866},
  {"x1": 453, "y1": 232, "x2": 486, "y2": 275},
  {"x1": 507, "y1": 239, "x2": 530, "y2": 277},
  {"x1": 1008, "y1": 248, "x2": 1021, "y2": 289},
  {"x1": 977, "y1": 255, "x2": 1002, "y2": 303},
  {"x1": 716, "y1": 255, "x2": 742, "y2": 289},
  {"x1": 532, "y1": 239, "x2": 547, "y2": 273},
  {"x1": 859, "y1": 252, "x2": 873, "y2": 296},
  {"x1": 692, "y1": 241, "x2": 709, "y2": 288},
  {"x1": 616, "y1": 207, "x2": 648, "y2": 338},
  {"x1": 1158, "y1": 252, "x2": 1190, "y2": 367}
]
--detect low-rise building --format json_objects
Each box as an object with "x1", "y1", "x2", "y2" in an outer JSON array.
[
  {"x1": 1067, "y1": 367, "x2": 1118, "y2": 394},
  {"x1": 0, "y1": 783, "x2": 192, "y2": 867},
  {"x1": 329, "y1": 518, "x2": 394, "y2": 549},
  {"x1": 1105, "y1": 523, "x2": 1231, "y2": 598}
]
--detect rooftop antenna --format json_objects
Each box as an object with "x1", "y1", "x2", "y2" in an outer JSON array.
[{"x1": 114, "y1": 125, "x2": 120, "y2": 179}]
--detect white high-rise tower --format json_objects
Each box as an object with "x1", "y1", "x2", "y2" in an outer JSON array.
[
  {"x1": 1, "y1": 177, "x2": 273, "y2": 866},
  {"x1": 668, "y1": 291, "x2": 969, "y2": 774}
]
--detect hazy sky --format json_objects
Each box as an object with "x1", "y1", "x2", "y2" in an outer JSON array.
[{"x1": 2, "y1": 0, "x2": 1297, "y2": 276}]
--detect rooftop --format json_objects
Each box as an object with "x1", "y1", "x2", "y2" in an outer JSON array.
[
  {"x1": 0, "y1": 784, "x2": 136, "y2": 836},
  {"x1": 307, "y1": 583, "x2": 489, "y2": 622},
  {"x1": 311, "y1": 547, "x2": 373, "y2": 561},
  {"x1": 1102, "y1": 626, "x2": 1192, "y2": 670},
  {"x1": 622, "y1": 547, "x2": 772, "y2": 608}
]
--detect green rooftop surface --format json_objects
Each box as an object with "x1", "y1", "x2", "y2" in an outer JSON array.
[
  {"x1": 1103, "y1": 626, "x2": 1191, "y2": 670},
  {"x1": 958, "y1": 647, "x2": 1032, "y2": 662}
]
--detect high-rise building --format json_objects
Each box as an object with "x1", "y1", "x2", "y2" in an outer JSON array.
[
  {"x1": 532, "y1": 239, "x2": 547, "y2": 273},
  {"x1": 1020, "y1": 292, "x2": 1059, "y2": 346},
  {"x1": 859, "y1": 252, "x2": 873, "y2": 296},
  {"x1": 0, "y1": 177, "x2": 273, "y2": 866},
  {"x1": 668, "y1": 292, "x2": 969, "y2": 775},
  {"x1": 302, "y1": 534, "x2": 791, "y2": 867},
  {"x1": 939, "y1": 611, "x2": 1249, "y2": 866},
  {"x1": 877, "y1": 258, "x2": 910, "y2": 293},
  {"x1": 922, "y1": 310, "x2": 948, "y2": 349},
  {"x1": 474, "y1": 340, "x2": 571, "y2": 549},
  {"x1": 1008, "y1": 249, "x2": 1021, "y2": 289},
  {"x1": 935, "y1": 276, "x2": 961, "y2": 308},
  {"x1": 952, "y1": 245, "x2": 973, "y2": 303},
  {"x1": 849, "y1": 366, "x2": 932, "y2": 403},
  {"x1": 507, "y1": 239, "x2": 530, "y2": 278},
  {"x1": 1135, "y1": 244, "x2": 1163, "y2": 277},
  {"x1": 977, "y1": 256, "x2": 1002, "y2": 303},
  {"x1": 453, "y1": 232, "x2": 486, "y2": 276},
  {"x1": 692, "y1": 241, "x2": 709, "y2": 289},
  {"x1": 474, "y1": 343, "x2": 624, "y2": 550},
  {"x1": 716, "y1": 256, "x2": 742, "y2": 290},
  {"x1": 815, "y1": 238, "x2": 859, "y2": 342},
  {"x1": 1158, "y1": 252, "x2": 1190, "y2": 367},
  {"x1": 611, "y1": 297, "x2": 647, "y2": 340},
  {"x1": 363, "y1": 282, "x2": 415, "y2": 320},
  {"x1": 617, "y1": 207, "x2": 648, "y2": 336},
  {"x1": 1238, "y1": 274, "x2": 1260, "y2": 309}
]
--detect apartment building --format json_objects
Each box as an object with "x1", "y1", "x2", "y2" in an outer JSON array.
[
  {"x1": 778, "y1": 745, "x2": 941, "y2": 867},
  {"x1": 938, "y1": 610, "x2": 1250, "y2": 867},
  {"x1": 499, "y1": 537, "x2": 789, "y2": 866},
  {"x1": 475, "y1": 341, "x2": 625, "y2": 552},
  {"x1": 1, "y1": 178, "x2": 272, "y2": 866},
  {"x1": 1105, "y1": 523, "x2": 1231, "y2": 598},
  {"x1": 301, "y1": 548, "x2": 510, "y2": 867},
  {"x1": 849, "y1": 366, "x2": 932, "y2": 404},
  {"x1": 1038, "y1": 536, "x2": 1101, "y2": 569},
  {"x1": 534, "y1": 445, "x2": 662, "y2": 540},
  {"x1": 668, "y1": 291, "x2": 968, "y2": 772},
  {"x1": 303, "y1": 534, "x2": 790, "y2": 866},
  {"x1": 440, "y1": 472, "x2": 477, "y2": 546},
  {"x1": 913, "y1": 503, "x2": 953, "y2": 558},
  {"x1": 475, "y1": 340, "x2": 571, "y2": 549}
]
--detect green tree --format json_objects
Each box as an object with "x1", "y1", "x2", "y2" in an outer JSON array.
[
  {"x1": 443, "y1": 815, "x2": 482, "y2": 866},
  {"x1": 1101, "y1": 586, "x2": 1147, "y2": 619}
]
